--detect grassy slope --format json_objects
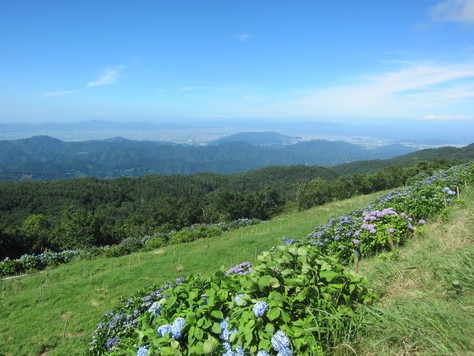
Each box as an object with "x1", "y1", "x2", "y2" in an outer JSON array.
[
  {"x1": 0, "y1": 193, "x2": 379, "y2": 356},
  {"x1": 1, "y1": 188, "x2": 472, "y2": 356},
  {"x1": 347, "y1": 187, "x2": 474, "y2": 355}
]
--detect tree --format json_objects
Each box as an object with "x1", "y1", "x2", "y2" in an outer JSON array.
[
  {"x1": 19, "y1": 214, "x2": 53, "y2": 253},
  {"x1": 297, "y1": 178, "x2": 331, "y2": 210}
]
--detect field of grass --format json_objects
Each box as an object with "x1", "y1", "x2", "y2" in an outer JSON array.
[
  {"x1": 349, "y1": 186, "x2": 474, "y2": 355},
  {"x1": 0, "y1": 193, "x2": 381, "y2": 355}
]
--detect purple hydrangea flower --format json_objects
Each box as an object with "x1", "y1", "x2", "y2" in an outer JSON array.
[
  {"x1": 418, "y1": 219, "x2": 426, "y2": 225},
  {"x1": 388, "y1": 228, "x2": 395, "y2": 234},
  {"x1": 226, "y1": 262, "x2": 252, "y2": 275},
  {"x1": 352, "y1": 239, "x2": 360, "y2": 245}
]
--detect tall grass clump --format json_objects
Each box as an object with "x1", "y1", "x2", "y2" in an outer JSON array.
[{"x1": 351, "y1": 185, "x2": 474, "y2": 355}]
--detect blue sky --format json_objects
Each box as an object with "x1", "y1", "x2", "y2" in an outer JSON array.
[{"x1": 0, "y1": 0, "x2": 473, "y2": 125}]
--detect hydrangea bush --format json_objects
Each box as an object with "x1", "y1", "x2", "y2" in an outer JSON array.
[
  {"x1": 90, "y1": 244, "x2": 375, "y2": 355},
  {"x1": 88, "y1": 162, "x2": 473, "y2": 355}
]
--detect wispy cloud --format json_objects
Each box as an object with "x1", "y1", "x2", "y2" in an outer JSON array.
[
  {"x1": 236, "y1": 60, "x2": 474, "y2": 119},
  {"x1": 236, "y1": 33, "x2": 252, "y2": 42},
  {"x1": 431, "y1": 0, "x2": 474, "y2": 24},
  {"x1": 43, "y1": 90, "x2": 79, "y2": 97},
  {"x1": 86, "y1": 65, "x2": 125, "y2": 88},
  {"x1": 44, "y1": 64, "x2": 127, "y2": 98},
  {"x1": 423, "y1": 114, "x2": 470, "y2": 120}
]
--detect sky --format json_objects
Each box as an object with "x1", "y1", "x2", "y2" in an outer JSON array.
[{"x1": 0, "y1": 0, "x2": 473, "y2": 126}]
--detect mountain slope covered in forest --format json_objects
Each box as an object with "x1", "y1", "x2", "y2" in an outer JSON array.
[{"x1": 0, "y1": 135, "x2": 417, "y2": 179}]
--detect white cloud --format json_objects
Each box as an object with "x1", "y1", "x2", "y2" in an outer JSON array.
[
  {"x1": 431, "y1": 0, "x2": 474, "y2": 24},
  {"x1": 86, "y1": 66, "x2": 124, "y2": 87},
  {"x1": 236, "y1": 33, "x2": 252, "y2": 42},
  {"x1": 43, "y1": 90, "x2": 79, "y2": 97},
  {"x1": 234, "y1": 60, "x2": 474, "y2": 119},
  {"x1": 423, "y1": 114, "x2": 470, "y2": 120}
]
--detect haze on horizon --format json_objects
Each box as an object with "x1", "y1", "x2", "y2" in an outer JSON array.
[{"x1": 0, "y1": 0, "x2": 473, "y2": 141}]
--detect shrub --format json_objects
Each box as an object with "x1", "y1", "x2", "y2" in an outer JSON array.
[
  {"x1": 89, "y1": 244, "x2": 376, "y2": 355},
  {"x1": 145, "y1": 237, "x2": 168, "y2": 250}
]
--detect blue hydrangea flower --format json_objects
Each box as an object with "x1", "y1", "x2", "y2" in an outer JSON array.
[
  {"x1": 171, "y1": 317, "x2": 186, "y2": 339},
  {"x1": 234, "y1": 294, "x2": 244, "y2": 305},
  {"x1": 277, "y1": 347, "x2": 293, "y2": 356},
  {"x1": 148, "y1": 301, "x2": 161, "y2": 316},
  {"x1": 257, "y1": 351, "x2": 270, "y2": 356},
  {"x1": 271, "y1": 331, "x2": 291, "y2": 351},
  {"x1": 105, "y1": 336, "x2": 119, "y2": 350},
  {"x1": 136, "y1": 346, "x2": 149, "y2": 356},
  {"x1": 253, "y1": 301, "x2": 269, "y2": 318},
  {"x1": 235, "y1": 345, "x2": 245, "y2": 356},
  {"x1": 220, "y1": 318, "x2": 231, "y2": 341},
  {"x1": 220, "y1": 318, "x2": 237, "y2": 342},
  {"x1": 157, "y1": 324, "x2": 172, "y2": 337}
]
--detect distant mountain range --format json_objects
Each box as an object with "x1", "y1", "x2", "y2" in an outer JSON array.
[{"x1": 0, "y1": 133, "x2": 425, "y2": 180}]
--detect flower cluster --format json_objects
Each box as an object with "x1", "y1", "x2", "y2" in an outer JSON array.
[
  {"x1": 157, "y1": 317, "x2": 186, "y2": 340},
  {"x1": 89, "y1": 280, "x2": 181, "y2": 354},
  {"x1": 271, "y1": 331, "x2": 292, "y2": 355},
  {"x1": 147, "y1": 301, "x2": 161, "y2": 317},
  {"x1": 253, "y1": 301, "x2": 269, "y2": 318},
  {"x1": 136, "y1": 345, "x2": 149, "y2": 356},
  {"x1": 226, "y1": 261, "x2": 253, "y2": 275}
]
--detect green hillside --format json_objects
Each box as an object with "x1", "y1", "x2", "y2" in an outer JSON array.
[
  {"x1": 0, "y1": 192, "x2": 381, "y2": 355},
  {"x1": 332, "y1": 143, "x2": 474, "y2": 175},
  {"x1": 1, "y1": 177, "x2": 473, "y2": 354}
]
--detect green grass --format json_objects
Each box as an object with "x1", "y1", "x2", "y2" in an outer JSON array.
[
  {"x1": 344, "y1": 187, "x2": 474, "y2": 355},
  {"x1": 0, "y1": 192, "x2": 380, "y2": 356},
  {"x1": 2, "y1": 188, "x2": 473, "y2": 356}
]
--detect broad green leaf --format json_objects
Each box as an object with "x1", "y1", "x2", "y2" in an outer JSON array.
[
  {"x1": 320, "y1": 270, "x2": 339, "y2": 282},
  {"x1": 258, "y1": 275, "x2": 272, "y2": 289},
  {"x1": 194, "y1": 326, "x2": 204, "y2": 340},
  {"x1": 267, "y1": 307, "x2": 281, "y2": 321},
  {"x1": 203, "y1": 336, "x2": 219, "y2": 354},
  {"x1": 211, "y1": 310, "x2": 223, "y2": 320},
  {"x1": 211, "y1": 322, "x2": 221, "y2": 334},
  {"x1": 265, "y1": 322, "x2": 275, "y2": 335},
  {"x1": 269, "y1": 277, "x2": 280, "y2": 288}
]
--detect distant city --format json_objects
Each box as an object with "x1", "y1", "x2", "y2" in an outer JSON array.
[{"x1": 0, "y1": 119, "x2": 471, "y2": 148}]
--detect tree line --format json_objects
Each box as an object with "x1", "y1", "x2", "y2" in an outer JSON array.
[{"x1": 0, "y1": 159, "x2": 463, "y2": 259}]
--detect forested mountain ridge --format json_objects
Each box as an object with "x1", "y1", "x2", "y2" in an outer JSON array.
[
  {"x1": 332, "y1": 143, "x2": 474, "y2": 174},
  {"x1": 0, "y1": 135, "x2": 417, "y2": 180}
]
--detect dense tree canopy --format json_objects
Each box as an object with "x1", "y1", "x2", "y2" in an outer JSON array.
[{"x1": 0, "y1": 159, "x2": 466, "y2": 259}]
